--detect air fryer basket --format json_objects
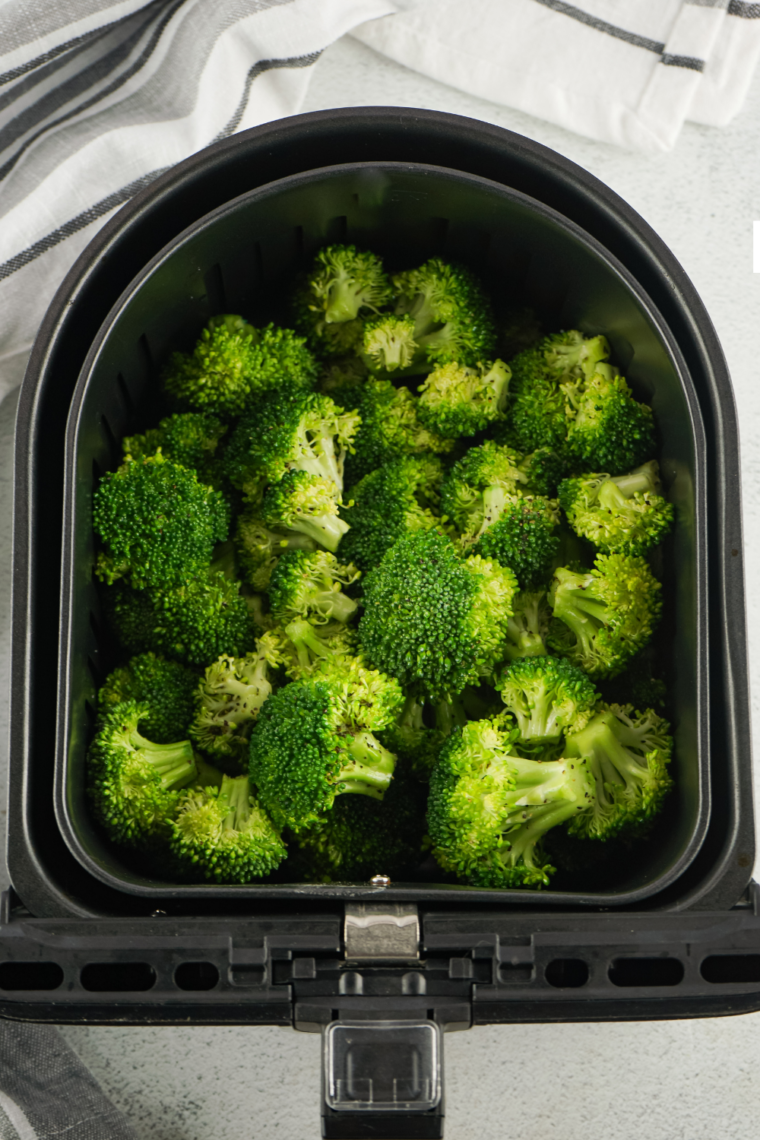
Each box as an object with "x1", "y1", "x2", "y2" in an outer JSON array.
[{"x1": 57, "y1": 161, "x2": 709, "y2": 906}]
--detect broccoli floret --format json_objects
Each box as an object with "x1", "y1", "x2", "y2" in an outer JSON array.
[
  {"x1": 295, "y1": 775, "x2": 424, "y2": 882},
  {"x1": 427, "y1": 716, "x2": 595, "y2": 888},
  {"x1": 122, "y1": 413, "x2": 227, "y2": 483},
  {"x1": 417, "y1": 359, "x2": 511, "y2": 438},
  {"x1": 496, "y1": 656, "x2": 598, "y2": 746},
  {"x1": 260, "y1": 471, "x2": 349, "y2": 553},
  {"x1": 548, "y1": 553, "x2": 662, "y2": 678},
  {"x1": 503, "y1": 588, "x2": 551, "y2": 660},
  {"x1": 340, "y1": 455, "x2": 445, "y2": 572},
  {"x1": 294, "y1": 245, "x2": 393, "y2": 356},
  {"x1": 559, "y1": 461, "x2": 674, "y2": 555},
  {"x1": 319, "y1": 355, "x2": 369, "y2": 394},
  {"x1": 93, "y1": 454, "x2": 229, "y2": 589},
  {"x1": 98, "y1": 653, "x2": 198, "y2": 744},
  {"x1": 345, "y1": 378, "x2": 453, "y2": 483},
  {"x1": 562, "y1": 366, "x2": 655, "y2": 472},
  {"x1": 392, "y1": 258, "x2": 497, "y2": 367},
  {"x1": 361, "y1": 314, "x2": 418, "y2": 373},
  {"x1": 189, "y1": 632, "x2": 284, "y2": 766},
  {"x1": 87, "y1": 700, "x2": 197, "y2": 850},
  {"x1": 224, "y1": 387, "x2": 359, "y2": 496},
  {"x1": 267, "y1": 549, "x2": 359, "y2": 625},
  {"x1": 249, "y1": 669, "x2": 402, "y2": 832},
  {"x1": 235, "y1": 509, "x2": 317, "y2": 591},
  {"x1": 106, "y1": 570, "x2": 258, "y2": 667},
  {"x1": 380, "y1": 693, "x2": 463, "y2": 781},
  {"x1": 564, "y1": 703, "x2": 673, "y2": 840},
  {"x1": 513, "y1": 446, "x2": 567, "y2": 498},
  {"x1": 170, "y1": 774, "x2": 286, "y2": 882},
  {"x1": 359, "y1": 529, "x2": 518, "y2": 699},
  {"x1": 272, "y1": 619, "x2": 358, "y2": 681},
  {"x1": 441, "y1": 441, "x2": 526, "y2": 534},
  {"x1": 163, "y1": 315, "x2": 317, "y2": 416}
]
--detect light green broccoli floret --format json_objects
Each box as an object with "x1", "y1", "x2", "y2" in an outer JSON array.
[
  {"x1": 495, "y1": 655, "x2": 598, "y2": 746},
  {"x1": 561, "y1": 366, "x2": 655, "y2": 473},
  {"x1": 267, "y1": 549, "x2": 359, "y2": 625},
  {"x1": 559, "y1": 461, "x2": 673, "y2": 554},
  {"x1": 122, "y1": 413, "x2": 227, "y2": 481},
  {"x1": 270, "y1": 618, "x2": 358, "y2": 681},
  {"x1": 260, "y1": 471, "x2": 349, "y2": 554},
  {"x1": 361, "y1": 314, "x2": 418, "y2": 373},
  {"x1": 392, "y1": 258, "x2": 497, "y2": 368},
  {"x1": 345, "y1": 378, "x2": 453, "y2": 483},
  {"x1": 234, "y1": 509, "x2": 317, "y2": 591},
  {"x1": 503, "y1": 589, "x2": 551, "y2": 661},
  {"x1": 417, "y1": 359, "x2": 511, "y2": 438},
  {"x1": 294, "y1": 245, "x2": 393, "y2": 357}
]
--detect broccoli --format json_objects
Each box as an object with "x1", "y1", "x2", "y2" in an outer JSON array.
[
  {"x1": 547, "y1": 553, "x2": 662, "y2": 678},
  {"x1": 558, "y1": 461, "x2": 674, "y2": 555},
  {"x1": 170, "y1": 774, "x2": 286, "y2": 882},
  {"x1": 122, "y1": 412, "x2": 227, "y2": 482},
  {"x1": 249, "y1": 668, "x2": 403, "y2": 832},
  {"x1": 509, "y1": 330, "x2": 608, "y2": 454},
  {"x1": 361, "y1": 314, "x2": 418, "y2": 373},
  {"x1": 598, "y1": 647, "x2": 668, "y2": 711},
  {"x1": 295, "y1": 775, "x2": 424, "y2": 882},
  {"x1": 294, "y1": 245, "x2": 393, "y2": 356},
  {"x1": 416, "y1": 359, "x2": 511, "y2": 438},
  {"x1": 564, "y1": 703, "x2": 673, "y2": 840},
  {"x1": 87, "y1": 700, "x2": 197, "y2": 850},
  {"x1": 340, "y1": 455, "x2": 445, "y2": 572},
  {"x1": 512, "y1": 446, "x2": 567, "y2": 498},
  {"x1": 344, "y1": 378, "x2": 453, "y2": 483},
  {"x1": 235, "y1": 509, "x2": 317, "y2": 591},
  {"x1": 503, "y1": 588, "x2": 551, "y2": 660},
  {"x1": 319, "y1": 355, "x2": 369, "y2": 394},
  {"x1": 93, "y1": 454, "x2": 229, "y2": 589},
  {"x1": 562, "y1": 365, "x2": 655, "y2": 472},
  {"x1": 440, "y1": 441, "x2": 527, "y2": 534},
  {"x1": 272, "y1": 618, "x2": 357, "y2": 681},
  {"x1": 98, "y1": 653, "x2": 198, "y2": 744},
  {"x1": 260, "y1": 471, "x2": 349, "y2": 554},
  {"x1": 189, "y1": 632, "x2": 284, "y2": 767},
  {"x1": 267, "y1": 549, "x2": 359, "y2": 625},
  {"x1": 427, "y1": 716, "x2": 595, "y2": 888},
  {"x1": 224, "y1": 387, "x2": 360, "y2": 496},
  {"x1": 162, "y1": 315, "x2": 317, "y2": 416},
  {"x1": 379, "y1": 693, "x2": 464, "y2": 781},
  {"x1": 106, "y1": 569, "x2": 258, "y2": 667},
  {"x1": 358, "y1": 529, "x2": 518, "y2": 699},
  {"x1": 496, "y1": 656, "x2": 598, "y2": 746},
  {"x1": 392, "y1": 258, "x2": 497, "y2": 367}
]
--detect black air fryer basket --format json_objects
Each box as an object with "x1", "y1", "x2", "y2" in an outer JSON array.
[{"x1": 5, "y1": 109, "x2": 760, "y2": 1139}]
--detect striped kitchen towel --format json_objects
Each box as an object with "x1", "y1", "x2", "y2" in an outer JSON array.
[{"x1": 352, "y1": 0, "x2": 760, "y2": 152}]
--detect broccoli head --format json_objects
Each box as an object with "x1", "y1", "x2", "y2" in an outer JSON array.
[
  {"x1": 562, "y1": 366, "x2": 655, "y2": 472},
  {"x1": 98, "y1": 653, "x2": 198, "y2": 744},
  {"x1": 260, "y1": 471, "x2": 349, "y2": 553},
  {"x1": 495, "y1": 655, "x2": 598, "y2": 747},
  {"x1": 564, "y1": 703, "x2": 673, "y2": 840},
  {"x1": 548, "y1": 553, "x2": 662, "y2": 678},
  {"x1": 345, "y1": 377, "x2": 453, "y2": 483},
  {"x1": 235, "y1": 508, "x2": 317, "y2": 591},
  {"x1": 417, "y1": 359, "x2": 511, "y2": 438},
  {"x1": 294, "y1": 244, "x2": 392, "y2": 356},
  {"x1": 427, "y1": 716, "x2": 595, "y2": 888},
  {"x1": 441, "y1": 441, "x2": 526, "y2": 534},
  {"x1": 503, "y1": 588, "x2": 551, "y2": 661},
  {"x1": 558, "y1": 461, "x2": 674, "y2": 555},
  {"x1": 271, "y1": 618, "x2": 357, "y2": 681},
  {"x1": 358, "y1": 529, "x2": 518, "y2": 699},
  {"x1": 361, "y1": 314, "x2": 418, "y2": 373},
  {"x1": 122, "y1": 412, "x2": 227, "y2": 482},
  {"x1": 392, "y1": 258, "x2": 497, "y2": 367},
  {"x1": 170, "y1": 774, "x2": 286, "y2": 882},
  {"x1": 267, "y1": 549, "x2": 360, "y2": 625},
  {"x1": 93, "y1": 454, "x2": 229, "y2": 589}
]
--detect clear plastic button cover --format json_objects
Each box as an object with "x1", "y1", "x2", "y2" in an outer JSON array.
[{"x1": 324, "y1": 1019, "x2": 441, "y2": 1113}]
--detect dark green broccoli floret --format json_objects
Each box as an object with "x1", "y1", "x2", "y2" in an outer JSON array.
[
  {"x1": 361, "y1": 314, "x2": 418, "y2": 373},
  {"x1": 564, "y1": 703, "x2": 673, "y2": 840},
  {"x1": 189, "y1": 632, "x2": 284, "y2": 767},
  {"x1": 87, "y1": 700, "x2": 197, "y2": 850},
  {"x1": 358, "y1": 529, "x2": 518, "y2": 699},
  {"x1": 170, "y1": 774, "x2": 286, "y2": 882},
  {"x1": 162, "y1": 315, "x2": 317, "y2": 416},
  {"x1": 340, "y1": 455, "x2": 445, "y2": 572},
  {"x1": 106, "y1": 570, "x2": 258, "y2": 667},
  {"x1": 392, "y1": 258, "x2": 497, "y2": 368},
  {"x1": 503, "y1": 588, "x2": 551, "y2": 661},
  {"x1": 427, "y1": 716, "x2": 595, "y2": 888},
  {"x1": 267, "y1": 549, "x2": 359, "y2": 625},
  {"x1": 249, "y1": 667, "x2": 403, "y2": 832},
  {"x1": 380, "y1": 693, "x2": 466, "y2": 781},
  {"x1": 98, "y1": 653, "x2": 198, "y2": 743},
  {"x1": 294, "y1": 245, "x2": 393, "y2": 357},
  {"x1": 224, "y1": 387, "x2": 360, "y2": 496},
  {"x1": 295, "y1": 775, "x2": 424, "y2": 882},
  {"x1": 495, "y1": 656, "x2": 598, "y2": 746},
  {"x1": 235, "y1": 509, "x2": 317, "y2": 591},
  {"x1": 470, "y1": 493, "x2": 560, "y2": 588},
  {"x1": 344, "y1": 378, "x2": 453, "y2": 483},
  {"x1": 122, "y1": 412, "x2": 227, "y2": 480},
  {"x1": 260, "y1": 471, "x2": 349, "y2": 553},
  {"x1": 416, "y1": 359, "x2": 511, "y2": 438},
  {"x1": 558, "y1": 461, "x2": 673, "y2": 554},
  {"x1": 547, "y1": 554, "x2": 662, "y2": 678},
  {"x1": 93, "y1": 454, "x2": 229, "y2": 589},
  {"x1": 562, "y1": 365, "x2": 655, "y2": 472}
]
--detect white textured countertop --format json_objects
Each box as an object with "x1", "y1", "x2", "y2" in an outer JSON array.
[{"x1": 2, "y1": 31, "x2": 760, "y2": 1140}]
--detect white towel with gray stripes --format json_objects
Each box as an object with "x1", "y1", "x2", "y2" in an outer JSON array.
[{"x1": 1, "y1": 0, "x2": 759, "y2": 401}]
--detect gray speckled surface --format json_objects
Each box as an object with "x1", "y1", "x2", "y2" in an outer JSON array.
[{"x1": 4, "y1": 30, "x2": 760, "y2": 1139}]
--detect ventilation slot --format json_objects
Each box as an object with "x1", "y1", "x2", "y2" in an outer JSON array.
[
  {"x1": 327, "y1": 215, "x2": 348, "y2": 244},
  {"x1": 545, "y1": 959, "x2": 589, "y2": 989},
  {"x1": 608, "y1": 957, "x2": 684, "y2": 988},
  {"x1": 174, "y1": 961, "x2": 219, "y2": 991},
  {"x1": 203, "y1": 263, "x2": 227, "y2": 312},
  {"x1": 0, "y1": 962, "x2": 63, "y2": 991},
  {"x1": 137, "y1": 333, "x2": 153, "y2": 375},
  {"x1": 700, "y1": 955, "x2": 760, "y2": 984},
  {"x1": 294, "y1": 225, "x2": 305, "y2": 264},
  {"x1": 99, "y1": 414, "x2": 119, "y2": 466},
  {"x1": 498, "y1": 963, "x2": 532, "y2": 985},
  {"x1": 228, "y1": 966, "x2": 264, "y2": 988},
  {"x1": 253, "y1": 241, "x2": 263, "y2": 284},
  {"x1": 80, "y1": 962, "x2": 156, "y2": 992},
  {"x1": 116, "y1": 372, "x2": 134, "y2": 415}
]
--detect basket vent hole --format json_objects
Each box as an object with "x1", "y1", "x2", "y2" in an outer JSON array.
[
  {"x1": 228, "y1": 965, "x2": 265, "y2": 987},
  {"x1": 137, "y1": 333, "x2": 153, "y2": 373},
  {"x1": 432, "y1": 217, "x2": 449, "y2": 248},
  {"x1": 253, "y1": 241, "x2": 263, "y2": 283},
  {"x1": 498, "y1": 963, "x2": 532, "y2": 984},
  {"x1": 100, "y1": 414, "x2": 119, "y2": 463},
  {"x1": 608, "y1": 957, "x2": 684, "y2": 988},
  {"x1": 89, "y1": 610, "x2": 101, "y2": 640},
  {"x1": 80, "y1": 962, "x2": 156, "y2": 992},
  {"x1": 294, "y1": 225, "x2": 304, "y2": 262},
  {"x1": 116, "y1": 372, "x2": 134, "y2": 414},
  {"x1": 174, "y1": 961, "x2": 219, "y2": 991},
  {"x1": 203, "y1": 263, "x2": 226, "y2": 312},
  {"x1": 327, "y1": 215, "x2": 348, "y2": 244},
  {"x1": 545, "y1": 958, "x2": 589, "y2": 989},
  {"x1": 700, "y1": 955, "x2": 760, "y2": 984},
  {"x1": 0, "y1": 961, "x2": 63, "y2": 991}
]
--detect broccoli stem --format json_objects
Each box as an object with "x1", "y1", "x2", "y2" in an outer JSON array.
[
  {"x1": 295, "y1": 421, "x2": 345, "y2": 492},
  {"x1": 285, "y1": 618, "x2": 339, "y2": 671},
  {"x1": 286, "y1": 513, "x2": 349, "y2": 554},
  {"x1": 221, "y1": 774, "x2": 251, "y2": 831},
  {"x1": 551, "y1": 570, "x2": 606, "y2": 658},
  {"x1": 131, "y1": 732, "x2": 197, "y2": 789},
  {"x1": 599, "y1": 463, "x2": 659, "y2": 506},
  {"x1": 325, "y1": 275, "x2": 366, "y2": 323},
  {"x1": 335, "y1": 731, "x2": 396, "y2": 799},
  {"x1": 566, "y1": 715, "x2": 650, "y2": 801}
]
